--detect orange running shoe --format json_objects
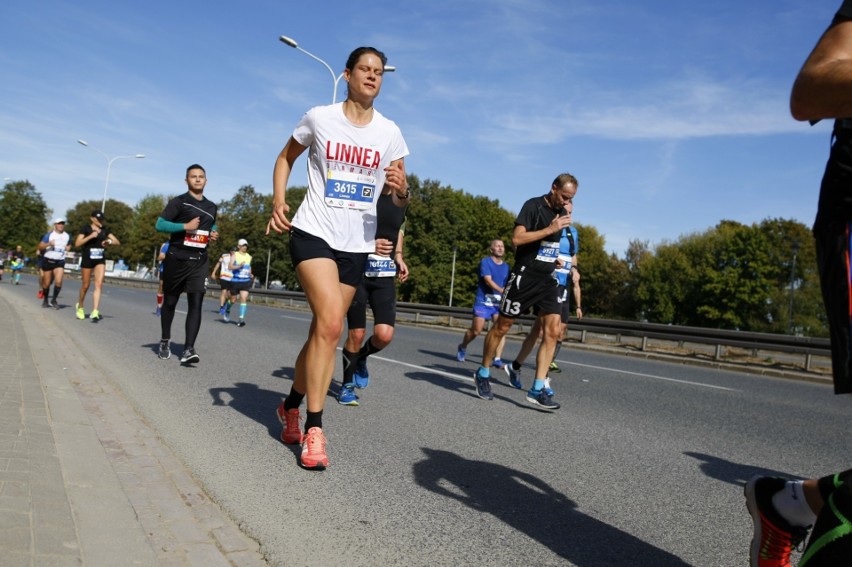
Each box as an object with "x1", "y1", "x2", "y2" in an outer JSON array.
[
  {"x1": 300, "y1": 427, "x2": 328, "y2": 470},
  {"x1": 275, "y1": 402, "x2": 303, "y2": 445},
  {"x1": 745, "y1": 476, "x2": 809, "y2": 567}
]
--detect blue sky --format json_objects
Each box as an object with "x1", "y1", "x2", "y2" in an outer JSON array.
[{"x1": 0, "y1": 0, "x2": 838, "y2": 255}]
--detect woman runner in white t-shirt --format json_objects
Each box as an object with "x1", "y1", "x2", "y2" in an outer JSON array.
[{"x1": 267, "y1": 46, "x2": 410, "y2": 470}]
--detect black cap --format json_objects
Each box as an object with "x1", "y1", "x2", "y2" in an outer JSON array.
[{"x1": 92, "y1": 210, "x2": 105, "y2": 221}]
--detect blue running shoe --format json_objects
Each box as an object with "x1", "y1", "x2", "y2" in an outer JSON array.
[
  {"x1": 456, "y1": 344, "x2": 466, "y2": 362},
  {"x1": 337, "y1": 385, "x2": 359, "y2": 406},
  {"x1": 218, "y1": 306, "x2": 226, "y2": 315},
  {"x1": 492, "y1": 358, "x2": 504, "y2": 369},
  {"x1": 353, "y1": 357, "x2": 369, "y2": 388},
  {"x1": 507, "y1": 365, "x2": 523, "y2": 389},
  {"x1": 474, "y1": 371, "x2": 493, "y2": 400},
  {"x1": 544, "y1": 377, "x2": 555, "y2": 397},
  {"x1": 526, "y1": 388, "x2": 560, "y2": 410}
]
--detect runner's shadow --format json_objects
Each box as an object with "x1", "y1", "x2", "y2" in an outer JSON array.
[
  {"x1": 413, "y1": 448, "x2": 691, "y2": 566},
  {"x1": 406, "y1": 368, "x2": 528, "y2": 406},
  {"x1": 209, "y1": 382, "x2": 291, "y2": 444},
  {"x1": 684, "y1": 451, "x2": 805, "y2": 487}
]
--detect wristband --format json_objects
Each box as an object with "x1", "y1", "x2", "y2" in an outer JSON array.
[{"x1": 396, "y1": 189, "x2": 411, "y2": 200}]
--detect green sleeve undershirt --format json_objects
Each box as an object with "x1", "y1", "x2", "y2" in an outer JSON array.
[{"x1": 156, "y1": 217, "x2": 219, "y2": 233}]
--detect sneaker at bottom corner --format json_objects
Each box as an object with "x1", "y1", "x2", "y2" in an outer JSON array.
[
  {"x1": 275, "y1": 403, "x2": 303, "y2": 444},
  {"x1": 75, "y1": 303, "x2": 85, "y2": 320},
  {"x1": 179, "y1": 347, "x2": 200, "y2": 364},
  {"x1": 526, "y1": 388, "x2": 560, "y2": 410},
  {"x1": 236, "y1": 319, "x2": 246, "y2": 327},
  {"x1": 456, "y1": 344, "x2": 466, "y2": 362},
  {"x1": 300, "y1": 427, "x2": 329, "y2": 470},
  {"x1": 353, "y1": 357, "x2": 369, "y2": 388},
  {"x1": 89, "y1": 309, "x2": 101, "y2": 322},
  {"x1": 474, "y1": 371, "x2": 493, "y2": 400},
  {"x1": 549, "y1": 361, "x2": 562, "y2": 374},
  {"x1": 158, "y1": 340, "x2": 171, "y2": 360},
  {"x1": 337, "y1": 385, "x2": 359, "y2": 406},
  {"x1": 745, "y1": 476, "x2": 810, "y2": 567}
]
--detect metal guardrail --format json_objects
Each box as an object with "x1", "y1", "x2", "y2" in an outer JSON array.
[{"x1": 102, "y1": 273, "x2": 832, "y2": 373}]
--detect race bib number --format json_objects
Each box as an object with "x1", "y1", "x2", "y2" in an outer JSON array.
[
  {"x1": 324, "y1": 169, "x2": 376, "y2": 210},
  {"x1": 89, "y1": 248, "x2": 104, "y2": 260},
  {"x1": 535, "y1": 242, "x2": 559, "y2": 263},
  {"x1": 184, "y1": 230, "x2": 209, "y2": 249},
  {"x1": 364, "y1": 254, "x2": 397, "y2": 278},
  {"x1": 554, "y1": 253, "x2": 572, "y2": 275},
  {"x1": 483, "y1": 293, "x2": 501, "y2": 307}
]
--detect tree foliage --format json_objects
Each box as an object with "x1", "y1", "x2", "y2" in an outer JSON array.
[
  {"x1": 400, "y1": 176, "x2": 515, "y2": 305},
  {"x1": 5, "y1": 176, "x2": 830, "y2": 337},
  {"x1": 0, "y1": 180, "x2": 51, "y2": 258}
]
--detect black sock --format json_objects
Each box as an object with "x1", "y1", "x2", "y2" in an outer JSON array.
[
  {"x1": 284, "y1": 387, "x2": 305, "y2": 411},
  {"x1": 357, "y1": 336, "x2": 384, "y2": 359},
  {"x1": 342, "y1": 349, "x2": 358, "y2": 384},
  {"x1": 42, "y1": 288, "x2": 50, "y2": 302},
  {"x1": 52, "y1": 286, "x2": 61, "y2": 301},
  {"x1": 553, "y1": 340, "x2": 562, "y2": 359},
  {"x1": 305, "y1": 410, "x2": 323, "y2": 432},
  {"x1": 511, "y1": 360, "x2": 522, "y2": 370}
]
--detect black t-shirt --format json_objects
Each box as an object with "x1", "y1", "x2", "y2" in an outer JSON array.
[
  {"x1": 375, "y1": 191, "x2": 407, "y2": 254},
  {"x1": 160, "y1": 192, "x2": 218, "y2": 260},
  {"x1": 78, "y1": 224, "x2": 111, "y2": 261},
  {"x1": 512, "y1": 195, "x2": 567, "y2": 277}
]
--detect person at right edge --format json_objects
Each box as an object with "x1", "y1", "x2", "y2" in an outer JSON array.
[
  {"x1": 744, "y1": 4, "x2": 852, "y2": 566},
  {"x1": 474, "y1": 173, "x2": 578, "y2": 410}
]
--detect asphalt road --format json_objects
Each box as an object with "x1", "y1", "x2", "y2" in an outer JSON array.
[{"x1": 8, "y1": 273, "x2": 852, "y2": 567}]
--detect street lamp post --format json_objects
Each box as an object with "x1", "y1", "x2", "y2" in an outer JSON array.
[
  {"x1": 449, "y1": 246, "x2": 458, "y2": 307},
  {"x1": 279, "y1": 35, "x2": 395, "y2": 103},
  {"x1": 77, "y1": 140, "x2": 145, "y2": 213},
  {"x1": 787, "y1": 240, "x2": 799, "y2": 335}
]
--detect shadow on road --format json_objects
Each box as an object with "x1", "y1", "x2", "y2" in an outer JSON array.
[
  {"x1": 413, "y1": 448, "x2": 692, "y2": 567},
  {"x1": 684, "y1": 451, "x2": 805, "y2": 487},
  {"x1": 209, "y1": 381, "x2": 293, "y2": 444}
]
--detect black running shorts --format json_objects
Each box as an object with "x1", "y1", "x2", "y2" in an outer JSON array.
[
  {"x1": 288, "y1": 226, "x2": 367, "y2": 288},
  {"x1": 162, "y1": 254, "x2": 208, "y2": 296},
  {"x1": 347, "y1": 276, "x2": 397, "y2": 329},
  {"x1": 499, "y1": 269, "x2": 561, "y2": 319}
]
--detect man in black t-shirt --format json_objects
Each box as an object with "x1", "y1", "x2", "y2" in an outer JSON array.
[
  {"x1": 473, "y1": 173, "x2": 578, "y2": 411},
  {"x1": 744, "y1": 4, "x2": 852, "y2": 566},
  {"x1": 154, "y1": 164, "x2": 218, "y2": 363}
]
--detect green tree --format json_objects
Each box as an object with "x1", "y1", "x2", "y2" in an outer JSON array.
[
  {"x1": 401, "y1": 176, "x2": 515, "y2": 305},
  {"x1": 0, "y1": 180, "x2": 51, "y2": 257},
  {"x1": 125, "y1": 194, "x2": 170, "y2": 270},
  {"x1": 635, "y1": 239, "x2": 698, "y2": 324},
  {"x1": 617, "y1": 239, "x2": 652, "y2": 319},
  {"x1": 758, "y1": 218, "x2": 824, "y2": 336}
]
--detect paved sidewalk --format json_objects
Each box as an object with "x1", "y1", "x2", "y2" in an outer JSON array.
[{"x1": 0, "y1": 290, "x2": 268, "y2": 566}]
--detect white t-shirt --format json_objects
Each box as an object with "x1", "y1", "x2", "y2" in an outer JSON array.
[
  {"x1": 43, "y1": 230, "x2": 71, "y2": 261},
  {"x1": 290, "y1": 103, "x2": 409, "y2": 253}
]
